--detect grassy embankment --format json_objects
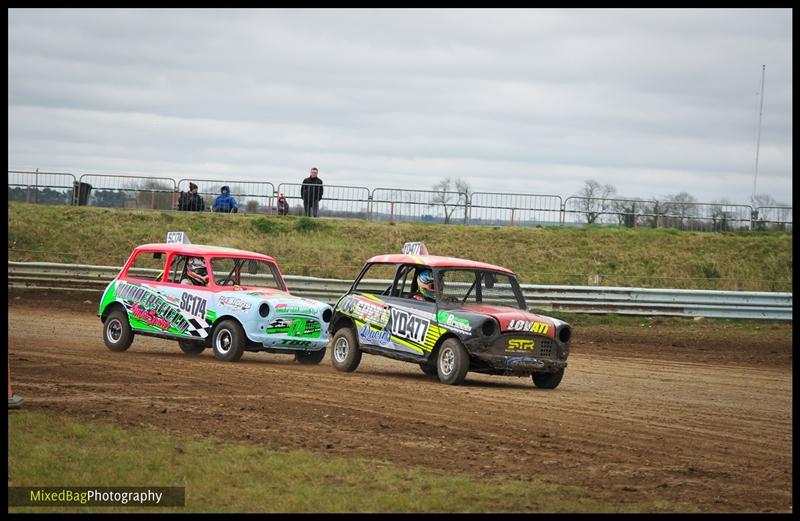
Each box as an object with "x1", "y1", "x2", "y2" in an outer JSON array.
[
  {"x1": 7, "y1": 202, "x2": 792, "y2": 291},
  {"x1": 8, "y1": 411, "x2": 683, "y2": 513}
]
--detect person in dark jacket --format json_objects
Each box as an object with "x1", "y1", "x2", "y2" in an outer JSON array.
[
  {"x1": 300, "y1": 167, "x2": 323, "y2": 217},
  {"x1": 178, "y1": 182, "x2": 205, "y2": 211},
  {"x1": 212, "y1": 185, "x2": 239, "y2": 213}
]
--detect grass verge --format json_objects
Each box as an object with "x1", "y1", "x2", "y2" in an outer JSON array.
[
  {"x1": 8, "y1": 411, "x2": 682, "y2": 513},
  {"x1": 7, "y1": 202, "x2": 792, "y2": 291}
]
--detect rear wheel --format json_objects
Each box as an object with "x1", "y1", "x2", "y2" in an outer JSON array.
[
  {"x1": 295, "y1": 348, "x2": 326, "y2": 365},
  {"x1": 103, "y1": 309, "x2": 134, "y2": 352},
  {"x1": 212, "y1": 320, "x2": 246, "y2": 362},
  {"x1": 437, "y1": 338, "x2": 469, "y2": 385},
  {"x1": 532, "y1": 368, "x2": 565, "y2": 389},
  {"x1": 331, "y1": 328, "x2": 362, "y2": 372},
  {"x1": 178, "y1": 339, "x2": 205, "y2": 356}
]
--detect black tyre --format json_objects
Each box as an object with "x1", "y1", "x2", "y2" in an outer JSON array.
[
  {"x1": 532, "y1": 368, "x2": 565, "y2": 389},
  {"x1": 330, "y1": 327, "x2": 362, "y2": 372},
  {"x1": 419, "y1": 361, "x2": 437, "y2": 376},
  {"x1": 295, "y1": 348, "x2": 326, "y2": 365},
  {"x1": 437, "y1": 338, "x2": 469, "y2": 385},
  {"x1": 103, "y1": 308, "x2": 134, "y2": 352},
  {"x1": 178, "y1": 339, "x2": 205, "y2": 356},
  {"x1": 211, "y1": 319, "x2": 246, "y2": 362}
]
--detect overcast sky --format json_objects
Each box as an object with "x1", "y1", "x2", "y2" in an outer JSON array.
[{"x1": 8, "y1": 8, "x2": 793, "y2": 205}]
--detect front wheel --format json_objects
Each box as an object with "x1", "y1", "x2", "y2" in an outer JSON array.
[
  {"x1": 331, "y1": 328, "x2": 362, "y2": 372},
  {"x1": 295, "y1": 348, "x2": 326, "y2": 365},
  {"x1": 212, "y1": 320, "x2": 246, "y2": 362},
  {"x1": 437, "y1": 338, "x2": 469, "y2": 385},
  {"x1": 103, "y1": 309, "x2": 134, "y2": 352},
  {"x1": 179, "y1": 339, "x2": 205, "y2": 356},
  {"x1": 532, "y1": 368, "x2": 565, "y2": 389}
]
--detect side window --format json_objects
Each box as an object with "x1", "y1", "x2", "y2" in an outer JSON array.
[
  {"x1": 210, "y1": 257, "x2": 238, "y2": 286},
  {"x1": 440, "y1": 270, "x2": 479, "y2": 305},
  {"x1": 481, "y1": 273, "x2": 522, "y2": 308},
  {"x1": 353, "y1": 264, "x2": 399, "y2": 296},
  {"x1": 394, "y1": 265, "x2": 418, "y2": 297},
  {"x1": 238, "y1": 260, "x2": 281, "y2": 289},
  {"x1": 127, "y1": 251, "x2": 167, "y2": 281},
  {"x1": 165, "y1": 255, "x2": 209, "y2": 285}
]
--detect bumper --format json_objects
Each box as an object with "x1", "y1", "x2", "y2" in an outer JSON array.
[
  {"x1": 477, "y1": 353, "x2": 567, "y2": 373},
  {"x1": 465, "y1": 332, "x2": 569, "y2": 374},
  {"x1": 249, "y1": 333, "x2": 329, "y2": 352}
]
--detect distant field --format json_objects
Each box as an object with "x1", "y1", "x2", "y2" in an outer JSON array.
[{"x1": 7, "y1": 202, "x2": 792, "y2": 291}]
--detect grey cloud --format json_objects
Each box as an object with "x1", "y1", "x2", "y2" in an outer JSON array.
[{"x1": 8, "y1": 8, "x2": 793, "y2": 205}]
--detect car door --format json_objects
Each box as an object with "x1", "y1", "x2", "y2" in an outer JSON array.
[{"x1": 373, "y1": 264, "x2": 438, "y2": 357}]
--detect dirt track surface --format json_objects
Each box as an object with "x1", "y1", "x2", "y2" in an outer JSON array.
[{"x1": 8, "y1": 295, "x2": 793, "y2": 513}]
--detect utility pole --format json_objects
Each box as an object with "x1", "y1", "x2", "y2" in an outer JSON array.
[{"x1": 752, "y1": 64, "x2": 766, "y2": 204}]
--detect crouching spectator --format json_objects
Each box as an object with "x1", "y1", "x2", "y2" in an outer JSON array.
[{"x1": 277, "y1": 193, "x2": 290, "y2": 216}]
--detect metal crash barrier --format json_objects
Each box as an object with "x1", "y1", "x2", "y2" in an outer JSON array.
[{"x1": 8, "y1": 262, "x2": 792, "y2": 321}]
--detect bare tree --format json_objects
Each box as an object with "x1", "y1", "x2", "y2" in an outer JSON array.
[
  {"x1": 431, "y1": 177, "x2": 470, "y2": 224},
  {"x1": 574, "y1": 179, "x2": 617, "y2": 224},
  {"x1": 661, "y1": 192, "x2": 699, "y2": 229},
  {"x1": 750, "y1": 193, "x2": 790, "y2": 231},
  {"x1": 454, "y1": 178, "x2": 472, "y2": 224},
  {"x1": 134, "y1": 179, "x2": 174, "y2": 210}
]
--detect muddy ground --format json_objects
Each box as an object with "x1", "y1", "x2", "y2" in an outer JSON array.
[{"x1": 7, "y1": 293, "x2": 793, "y2": 512}]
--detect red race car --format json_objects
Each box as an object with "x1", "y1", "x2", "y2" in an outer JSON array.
[{"x1": 328, "y1": 242, "x2": 572, "y2": 388}]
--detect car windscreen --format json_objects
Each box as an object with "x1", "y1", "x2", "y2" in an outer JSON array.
[
  {"x1": 439, "y1": 269, "x2": 525, "y2": 309},
  {"x1": 209, "y1": 257, "x2": 285, "y2": 290}
]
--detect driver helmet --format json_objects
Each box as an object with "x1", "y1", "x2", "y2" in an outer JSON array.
[
  {"x1": 417, "y1": 269, "x2": 435, "y2": 301},
  {"x1": 186, "y1": 257, "x2": 208, "y2": 285}
]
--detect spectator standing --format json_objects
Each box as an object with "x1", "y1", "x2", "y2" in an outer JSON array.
[
  {"x1": 212, "y1": 185, "x2": 239, "y2": 213},
  {"x1": 178, "y1": 182, "x2": 205, "y2": 211},
  {"x1": 277, "y1": 192, "x2": 290, "y2": 216},
  {"x1": 300, "y1": 167, "x2": 323, "y2": 217}
]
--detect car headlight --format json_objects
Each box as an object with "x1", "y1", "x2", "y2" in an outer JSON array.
[{"x1": 259, "y1": 303, "x2": 270, "y2": 317}]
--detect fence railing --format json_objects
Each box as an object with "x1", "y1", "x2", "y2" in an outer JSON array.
[
  {"x1": 7, "y1": 261, "x2": 792, "y2": 320},
  {"x1": 177, "y1": 179, "x2": 276, "y2": 214},
  {"x1": 7, "y1": 170, "x2": 793, "y2": 232}
]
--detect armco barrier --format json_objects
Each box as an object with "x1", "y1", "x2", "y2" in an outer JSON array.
[{"x1": 8, "y1": 262, "x2": 792, "y2": 320}]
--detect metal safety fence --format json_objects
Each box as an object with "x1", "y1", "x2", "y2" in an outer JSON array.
[
  {"x1": 277, "y1": 183, "x2": 371, "y2": 219},
  {"x1": 469, "y1": 192, "x2": 563, "y2": 226},
  {"x1": 177, "y1": 179, "x2": 276, "y2": 214},
  {"x1": 7, "y1": 261, "x2": 792, "y2": 320},
  {"x1": 7, "y1": 170, "x2": 793, "y2": 232},
  {"x1": 8, "y1": 170, "x2": 77, "y2": 205}
]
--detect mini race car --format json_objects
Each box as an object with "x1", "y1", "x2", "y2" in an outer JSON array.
[
  {"x1": 98, "y1": 231, "x2": 333, "y2": 363},
  {"x1": 328, "y1": 242, "x2": 572, "y2": 387}
]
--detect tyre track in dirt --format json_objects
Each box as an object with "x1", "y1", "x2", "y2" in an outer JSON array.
[{"x1": 8, "y1": 303, "x2": 792, "y2": 512}]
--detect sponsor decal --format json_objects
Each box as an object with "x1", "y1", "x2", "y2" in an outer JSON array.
[
  {"x1": 275, "y1": 303, "x2": 317, "y2": 315},
  {"x1": 180, "y1": 292, "x2": 208, "y2": 318},
  {"x1": 358, "y1": 323, "x2": 392, "y2": 347},
  {"x1": 341, "y1": 295, "x2": 390, "y2": 328},
  {"x1": 116, "y1": 282, "x2": 189, "y2": 333},
  {"x1": 277, "y1": 339, "x2": 314, "y2": 346},
  {"x1": 130, "y1": 303, "x2": 171, "y2": 330},
  {"x1": 436, "y1": 311, "x2": 471, "y2": 333},
  {"x1": 266, "y1": 317, "x2": 321, "y2": 338},
  {"x1": 390, "y1": 308, "x2": 430, "y2": 344},
  {"x1": 508, "y1": 319, "x2": 549, "y2": 335},
  {"x1": 507, "y1": 338, "x2": 536, "y2": 351},
  {"x1": 507, "y1": 356, "x2": 545, "y2": 369},
  {"x1": 218, "y1": 296, "x2": 252, "y2": 311}
]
